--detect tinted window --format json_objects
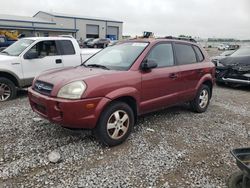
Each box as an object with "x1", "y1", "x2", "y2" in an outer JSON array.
[
  {"x1": 147, "y1": 43, "x2": 174, "y2": 67},
  {"x1": 60, "y1": 40, "x2": 75, "y2": 55},
  {"x1": 193, "y1": 46, "x2": 204, "y2": 62},
  {"x1": 175, "y1": 44, "x2": 197, "y2": 65},
  {"x1": 28, "y1": 40, "x2": 58, "y2": 57}
]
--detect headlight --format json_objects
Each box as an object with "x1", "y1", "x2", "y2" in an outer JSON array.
[
  {"x1": 57, "y1": 81, "x2": 86, "y2": 99},
  {"x1": 216, "y1": 60, "x2": 224, "y2": 67}
]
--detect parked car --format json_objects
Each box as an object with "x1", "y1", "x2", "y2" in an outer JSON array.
[
  {"x1": 218, "y1": 44, "x2": 229, "y2": 51},
  {"x1": 0, "y1": 36, "x2": 100, "y2": 101},
  {"x1": 28, "y1": 38, "x2": 215, "y2": 146},
  {"x1": 0, "y1": 35, "x2": 16, "y2": 48},
  {"x1": 211, "y1": 50, "x2": 235, "y2": 63},
  {"x1": 108, "y1": 40, "x2": 119, "y2": 47},
  {"x1": 215, "y1": 47, "x2": 250, "y2": 86},
  {"x1": 87, "y1": 38, "x2": 110, "y2": 48},
  {"x1": 83, "y1": 38, "x2": 94, "y2": 48}
]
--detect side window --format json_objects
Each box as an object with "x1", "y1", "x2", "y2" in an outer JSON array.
[
  {"x1": 174, "y1": 43, "x2": 197, "y2": 65},
  {"x1": 193, "y1": 46, "x2": 204, "y2": 62},
  {"x1": 59, "y1": 40, "x2": 75, "y2": 55},
  {"x1": 29, "y1": 40, "x2": 58, "y2": 58},
  {"x1": 147, "y1": 43, "x2": 174, "y2": 68}
]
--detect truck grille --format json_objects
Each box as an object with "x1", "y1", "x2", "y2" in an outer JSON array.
[{"x1": 34, "y1": 80, "x2": 53, "y2": 96}]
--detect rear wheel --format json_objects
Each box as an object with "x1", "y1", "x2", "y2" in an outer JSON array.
[
  {"x1": 0, "y1": 77, "x2": 17, "y2": 102},
  {"x1": 190, "y1": 84, "x2": 211, "y2": 113},
  {"x1": 94, "y1": 102, "x2": 134, "y2": 146}
]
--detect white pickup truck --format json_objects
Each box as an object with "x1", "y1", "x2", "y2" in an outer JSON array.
[{"x1": 0, "y1": 37, "x2": 101, "y2": 101}]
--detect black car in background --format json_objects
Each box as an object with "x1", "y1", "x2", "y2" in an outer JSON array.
[
  {"x1": 87, "y1": 38, "x2": 110, "y2": 48},
  {"x1": 215, "y1": 47, "x2": 250, "y2": 87}
]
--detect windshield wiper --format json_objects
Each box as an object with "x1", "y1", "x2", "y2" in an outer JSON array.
[
  {"x1": 85, "y1": 64, "x2": 109, "y2": 70},
  {"x1": 0, "y1": 51, "x2": 10, "y2": 55}
]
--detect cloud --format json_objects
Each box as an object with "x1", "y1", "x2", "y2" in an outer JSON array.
[{"x1": 0, "y1": 0, "x2": 249, "y2": 39}]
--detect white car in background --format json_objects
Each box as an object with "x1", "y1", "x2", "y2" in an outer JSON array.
[
  {"x1": 218, "y1": 44, "x2": 229, "y2": 50},
  {"x1": 0, "y1": 36, "x2": 101, "y2": 101}
]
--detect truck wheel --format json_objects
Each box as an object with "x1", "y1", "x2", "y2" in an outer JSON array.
[
  {"x1": 0, "y1": 77, "x2": 17, "y2": 102},
  {"x1": 190, "y1": 84, "x2": 211, "y2": 113},
  {"x1": 95, "y1": 102, "x2": 134, "y2": 146}
]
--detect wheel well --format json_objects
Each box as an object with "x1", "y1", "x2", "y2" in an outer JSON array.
[
  {"x1": 112, "y1": 96, "x2": 138, "y2": 118},
  {"x1": 202, "y1": 80, "x2": 213, "y2": 98},
  {"x1": 0, "y1": 72, "x2": 19, "y2": 87}
]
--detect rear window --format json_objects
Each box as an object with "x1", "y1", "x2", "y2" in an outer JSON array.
[
  {"x1": 193, "y1": 46, "x2": 204, "y2": 62},
  {"x1": 174, "y1": 44, "x2": 197, "y2": 65},
  {"x1": 59, "y1": 40, "x2": 75, "y2": 55}
]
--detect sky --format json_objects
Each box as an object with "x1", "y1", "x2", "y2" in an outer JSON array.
[{"x1": 0, "y1": 0, "x2": 249, "y2": 39}]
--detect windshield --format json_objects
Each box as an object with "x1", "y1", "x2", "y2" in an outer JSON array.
[
  {"x1": 1, "y1": 39, "x2": 34, "y2": 56},
  {"x1": 84, "y1": 42, "x2": 149, "y2": 70},
  {"x1": 231, "y1": 48, "x2": 250, "y2": 57}
]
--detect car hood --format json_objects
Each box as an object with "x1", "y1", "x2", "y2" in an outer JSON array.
[
  {"x1": 36, "y1": 66, "x2": 116, "y2": 86},
  {"x1": 0, "y1": 54, "x2": 19, "y2": 63},
  {"x1": 219, "y1": 56, "x2": 250, "y2": 66}
]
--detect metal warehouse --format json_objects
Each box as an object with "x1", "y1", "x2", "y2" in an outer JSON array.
[{"x1": 0, "y1": 11, "x2": 123, "y2": 40}]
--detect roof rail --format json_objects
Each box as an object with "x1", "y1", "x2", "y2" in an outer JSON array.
[{"x1": 162, "y1": 36, "x2": 197, "y2": 43}]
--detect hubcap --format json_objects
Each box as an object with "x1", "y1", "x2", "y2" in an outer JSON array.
[
  {"x1": 0, "y1": 83, "x2": 11, "y2": 101},
  {"x1": 199, "y1": 89, "x2": 209, "y2": 108},
  {"x1": 107, "y1": 110, "x2": 129, "y2": 140}
]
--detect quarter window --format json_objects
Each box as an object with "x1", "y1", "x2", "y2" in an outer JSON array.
[
  {"x1": 193, "y1": 46, "x2": 204, "y2": 62},
  {"x1": 174, "y1": 44, "x2": 197, "y2": 65},
  {"x1": 147, "y1": 43, "x2": 174, "y2": 67}
]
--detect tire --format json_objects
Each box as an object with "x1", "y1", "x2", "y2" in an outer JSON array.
[
  {"x1": 228, "y1": 171, "x2": 250, "y2": 188},
  {"x1": 190, "y1": 84, "x2": 211, "y2": 113},
  {"x1": 0, "y1": 77, "x2": 17, "y2": 102},
  {"x1": 94, "y1": 101, "x2": 134, "y2": 146}
]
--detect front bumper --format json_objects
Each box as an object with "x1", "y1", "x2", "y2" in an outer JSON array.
[
  {"x1": 216, "y1": 67, "x2": 250, "y2": 85},
  {"x1": 28, "y1": 87, "x2": 110, "y2": 129}
]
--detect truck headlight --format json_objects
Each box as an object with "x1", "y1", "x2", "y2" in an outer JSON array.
[{"x1": 57, "y1": 81, "x2": 86, "y2": 99}]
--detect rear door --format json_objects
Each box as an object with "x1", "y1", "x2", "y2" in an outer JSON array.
[
  {"x1": 141, "y1": 42, "x2": 182, "y2": 113},
  {"x1": 57, "y1": 40, "x2": 81, "y2": 67},
  {"x1": 21, "y1": 40, "x2": 63, "y2": 79},
  {"x1": 173, "y1": 43, "x2": 206, "y2": 101}
]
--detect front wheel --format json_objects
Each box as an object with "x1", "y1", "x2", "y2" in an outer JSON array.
[
  {"x1": 94, "y1": 102, "x2": 134, "y2": 146},
  {"x1": 0, "y1": 77, "x2": 17, "y2": 102},
  {"x1": 190, "y1": 84, "x2": 211, "y2": 113}
]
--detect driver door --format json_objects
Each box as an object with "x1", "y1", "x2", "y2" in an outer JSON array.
[{"x1": 21, "y1": 40, "x2": 63, "y2": 80}]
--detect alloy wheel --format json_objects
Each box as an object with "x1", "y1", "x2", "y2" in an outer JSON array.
[
  {"x1": 0, "y1": 83, "x2": 11, "y2": 101},
  {"x1": 107, "y1": 110, "x2": 130, "y2": 140}
]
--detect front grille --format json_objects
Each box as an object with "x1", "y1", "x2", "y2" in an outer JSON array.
[{"x1": 34, "y1": 80, "x2": 53, "y2": 96}]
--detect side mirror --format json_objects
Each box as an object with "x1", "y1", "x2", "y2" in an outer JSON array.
[
  {"x1": 141, "y1": 59, "x2": 158, "y2": 71},
  {"x1": 24, "y1": 51, "x2": 39, "y2": 59}
]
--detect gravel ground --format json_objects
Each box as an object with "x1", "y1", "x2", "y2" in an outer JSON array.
[
  {"x1": 0, "y1": 49, "x2": 249, "y2": 187},
  {"x1": 0, "y1": 85, "x2": 249, "y2": 188}
]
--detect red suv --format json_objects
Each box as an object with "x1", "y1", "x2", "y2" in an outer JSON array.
[{"x1": 28, "y1": 37, "x2": 215, "y2": 146}]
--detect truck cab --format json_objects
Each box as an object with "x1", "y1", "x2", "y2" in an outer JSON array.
[{"x1": 0, "y1": 37, "x2": 100, "y2": 101}]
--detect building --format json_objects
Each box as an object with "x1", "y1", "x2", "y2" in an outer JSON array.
[{"x1": 0, "y1": 11, "x2": 123, "y2": 40}]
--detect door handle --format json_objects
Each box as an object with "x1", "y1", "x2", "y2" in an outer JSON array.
[
  {"x1": 169, "y1": 73, "x2": 178, "y2": 79},
  {"x1": 56, "y1": 59, "x2": 62, "y2": 64}
]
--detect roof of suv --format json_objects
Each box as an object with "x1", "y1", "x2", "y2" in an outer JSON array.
[{"x1": 124, "y1": 37, "x2": 198, "y2": 45}]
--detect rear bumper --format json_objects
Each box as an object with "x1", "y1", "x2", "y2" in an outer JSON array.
[{"x1": 28, "y1": 87, "x2": 110, "y2": 129}]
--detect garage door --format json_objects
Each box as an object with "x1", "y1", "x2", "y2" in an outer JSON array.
[
  {"x1": 86, "y1": 25, "x2": 99, "y2": 38},
  {"x1": 107, "y1": 26, "x2": 119, "y2": 40}
]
